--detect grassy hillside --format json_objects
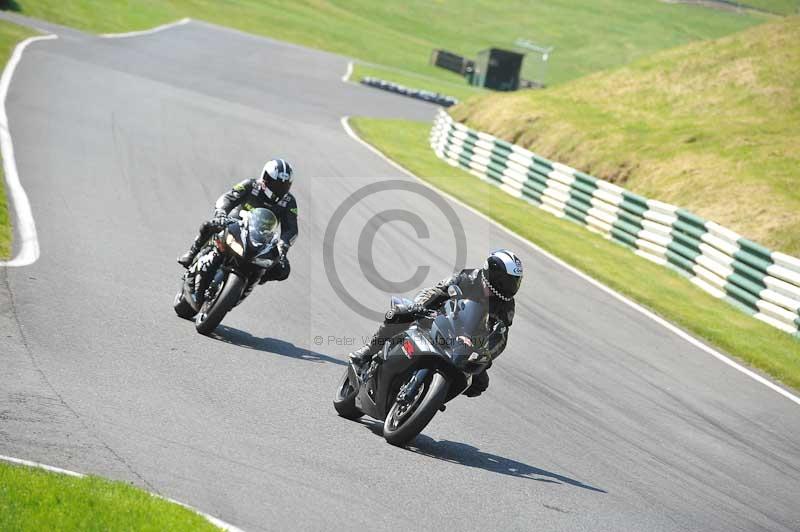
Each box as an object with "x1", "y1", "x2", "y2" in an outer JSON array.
[
  {"x1": 452, "y1": 16, "x2": 800, "y2": 255},
  {"x1": 743, "y1": 0, "x2": 799, "y2": 15},
  {"x1": 7, "y1": 0, "x2": 769, "y2": 90},
  {"x1": 351, "y1": 117, "x2": 800, "y2": 390},
  {"x1": 0, "y1": 19, "x2": 37, "y2": 259}
]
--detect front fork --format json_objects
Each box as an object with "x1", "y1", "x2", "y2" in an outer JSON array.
[
  {"x1": 235, "y1": 275, "x2": 259, "y2": 307},
  {"x1": 192, "y1": 250, "x2": 224, "y2": 303},
  {"x1": 397, "y1": 368, "x2": 429, "y2": 404}
]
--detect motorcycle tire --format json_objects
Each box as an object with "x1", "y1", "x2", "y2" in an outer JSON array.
[
  {"x1": 383, "y1": 372, "x2": 449, "y2": 447},
  {"x1": 333, "y1": 367, "x2": 363, "y2": 420},
  {"x1": 173, "y1": 291, "x2": 195, "y2": 319},
  {"x1": 195, "y1": 272, "x2": 244, "y2": 335}
]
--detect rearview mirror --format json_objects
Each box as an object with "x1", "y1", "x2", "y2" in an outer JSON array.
[{"x1": 448, "y1": 285, "x2": 463, "y2": 299}]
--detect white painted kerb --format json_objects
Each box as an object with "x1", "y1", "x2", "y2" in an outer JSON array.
[{"x1": 0, "y1": 34, "x2": 57, "y2": 267}]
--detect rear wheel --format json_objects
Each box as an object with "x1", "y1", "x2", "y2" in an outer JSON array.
[
  {"x1": 333, "y1": 368, "x2": 363, "y2": 420},
  {"x1": 383, "y1": 372, "x2": 449, "y2": 446},
  {"x1": 195, "y1": 273, "x2": 244, "y2": 335},
  {"x1": 173, "y1": 291, "x2": 195, "y2": 319}
]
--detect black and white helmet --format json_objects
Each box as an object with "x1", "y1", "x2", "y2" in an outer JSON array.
[
  {"x1": 261, "y1": 158, "x2": 294, "y2": 199},
  {"x1": 481, "y1": 249, "x2": 523, "y2": 301}
]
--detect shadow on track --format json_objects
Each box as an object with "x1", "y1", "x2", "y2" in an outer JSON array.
[
  {"x1": 355, "y1": 419, "x2": 605, "y2": 493},
  {"x1": 211, "y1": 325, "x2": 346, "y2": 366},
  {"x1": 409, "y1": 435, "x2": 607, "y2": 492}
]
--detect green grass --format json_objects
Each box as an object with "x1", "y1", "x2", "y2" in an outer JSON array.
[
  {"x1": 452, "y1": 16, "x2": 800, "y2": 255},
  {"x1": 0, "y1": 164, "x2": 8, "y2": 259},
  {"x1": 7, "y1": 0, "x2": 770, "y2": 87},
  {"x1": 349, "y1": 117, "x2": 800, "y2": 390},
  {"x1": 0, "y1": 19, "x2": 37, "y2": 259},
  {"x1": 351, "y1": 62, "x2": 483, "y2": 103},
  {"x1": 0, "y1": 461, "x2": 220, "y2": 531}
]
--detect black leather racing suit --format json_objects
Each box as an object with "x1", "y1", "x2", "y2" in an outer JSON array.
[
  {"x1": 194, "y1": 178, "x2": 299, "y2": 282},
  {"x1": 363, "y1": 268, "x2": 514, "y2": 396}
]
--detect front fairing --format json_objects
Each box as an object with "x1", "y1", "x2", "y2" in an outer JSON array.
[
  {"x1": 356, "y1": 341, "x2": 415, "y2": 419},
  {"x1": 224, "y1": 222, "x2": 246, "y2": 257},
  {"x1": 245, "y1": 232, "x2": 276, "y2": 261},
  {"x1": 356, "y1": 298, "x2": 491, "y2": 418},
  {"x1": 219, "y1": 210, "x2": 276, "y2": 266},
  {"x1": 218, "y1": 222, "x2": 271, "y2": 274},
  {"x1": 446, "y1": 343, "x2": 491, "y2": 375},
  {"x1": 429, "y1": 299, "x2": 491, "y2": 374}
]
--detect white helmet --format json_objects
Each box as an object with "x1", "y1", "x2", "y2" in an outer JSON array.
[
  {"x1": 481, "y1": 249, "x2": 523, "y2": 301},
  {"x1": 261, "y1": 158, "x2": 294, "y2": 199}
]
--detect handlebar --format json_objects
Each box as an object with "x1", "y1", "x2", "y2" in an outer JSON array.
[{"x1": 415, "y1": 308, "x2": 438, "y2": 320}]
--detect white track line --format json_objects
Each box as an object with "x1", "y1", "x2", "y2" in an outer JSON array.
[
  {"x1": 341, "y1": 60, "x2": 353, "y2": 82},
  {"x1": 0, "y1": 454, "x2": 83, "y2": 477},
  {"x1": 0, "y1": 454, "x2": 245, "y2": 531},
  {"x1": 100, "y1": 17, "x2": 191, "y2": 38},
  {"x1": 340, "y1": 116, "x2": 800, "y2": 407},
  {"x1": 1, "y1": 18, "x2": 193, "y2": 267},
  {"x1": 0, "y1": 34, "x2": 57, "y2": 267}
]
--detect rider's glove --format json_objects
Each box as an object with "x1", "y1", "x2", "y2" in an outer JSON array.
[
  {"x1": 212, "y1": 209, "x2": 230, "y2": 225},
  {"x1": 406, "y1": 303, "x2": 434, "y2": 320},
  {"x1": 408, "y1": 303, "x2": 428, "y2": 316},
  {"x1": 385, "y1": 303, "x2": 422, "y2": 323}
]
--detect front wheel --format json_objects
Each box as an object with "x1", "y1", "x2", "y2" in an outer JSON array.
[
  {"x1": 333, "y1": 367, "x2": 363, "y2": 420},
  {"x1": 383, "y1": 372, "x2": 449, "y2": 446},
  {"x1": 195, "y1": 272, "x2": 244, "y2": 335}
]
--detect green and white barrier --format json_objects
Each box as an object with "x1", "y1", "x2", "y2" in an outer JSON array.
[{"x1": 430, "y1": 109, "x2": 800, "y2": 338}]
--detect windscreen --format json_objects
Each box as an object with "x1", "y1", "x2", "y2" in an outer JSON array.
[
  {"x1": 431, "y1": 299, "x2": 489, "y2": 350},
  {"x1": 247, "y1": 208, "x2": 278, "y2": 246}
]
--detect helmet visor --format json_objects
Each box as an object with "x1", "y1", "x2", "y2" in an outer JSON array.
[
  {"x1": 501, "y1": 274, "x2": 522, "y2": 297},
  {"x1": 264, "y1": 177, "x2": 291, "y2": 198}
]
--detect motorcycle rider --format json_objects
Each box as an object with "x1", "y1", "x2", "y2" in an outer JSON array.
[
  {"x1": 349, "y1": 249, "x2": 523, "y2": 397},
  {"x1": 177, "y1": 159, "x2": 298, "y2": 284}
]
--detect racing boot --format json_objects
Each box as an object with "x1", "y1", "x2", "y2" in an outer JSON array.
[
  {"x1": 348, "y1": 343, "x2": 377, "y2": 368},
  {"x1": 347, "y1": 322, "x2": 405, "y2": 368},
  {"x1": 177, "y1": 238, "x2": 203, "y2": 268}
]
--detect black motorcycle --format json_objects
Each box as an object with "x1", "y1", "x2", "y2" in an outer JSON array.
[
  {"x1": 173, "y1": 208, "x2": 282, "y2": 334},
  {"x1": 333, "y1": 286, "x2": 493, "y2": 446}
]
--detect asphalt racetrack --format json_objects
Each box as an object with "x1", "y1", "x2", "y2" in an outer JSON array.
[{"x1": 1, "y1": 17, "x2": 799, "y2": 532}]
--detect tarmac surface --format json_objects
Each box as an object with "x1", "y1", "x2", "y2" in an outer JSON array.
[{"x1": 1, "y1": 16, "x2": 799, "y2": 531}]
